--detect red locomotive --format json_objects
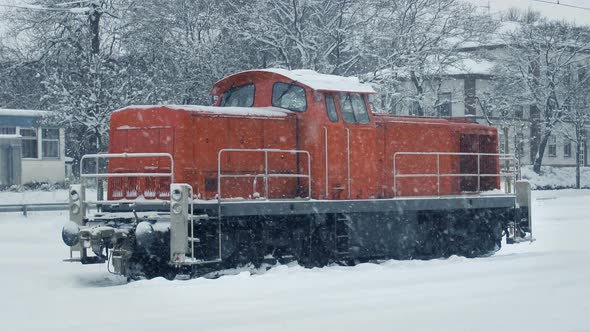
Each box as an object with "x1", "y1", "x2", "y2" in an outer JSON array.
[{"x1": 62, "y1": 69, "x2": 533, "y2": 278}]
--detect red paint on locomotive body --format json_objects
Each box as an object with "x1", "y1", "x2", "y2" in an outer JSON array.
[{"x1": 107, "y1": 69, "x2": 500, "y2": 201}]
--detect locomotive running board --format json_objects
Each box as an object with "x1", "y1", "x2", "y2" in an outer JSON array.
[
  {"x1": 206, "y1": 195, "x2": 517, "y2": 217},
  {"x1": 102, "y1": 195, "x2": 517, "y2": 216}
]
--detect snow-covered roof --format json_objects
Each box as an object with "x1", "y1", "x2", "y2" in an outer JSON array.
[
  {"x1": 0, "y1": 109, "x2": 50, "y2": 117},
  {"x1": 114, "y1": 105, "x2": 292, "y2": 118},
  {"x1": 466, "y1": 0, "x2": 590, "y2": 27},
  {"x1": 365, "y1": 57, "x2": 495, "y2": 83},
  {"x1": 456, "y1": 21, "x2": 520, "y2": 50},
  {"x1": 225, "y1": 68, "x2": 376, "y2": 94},
  {"x1": 444, "y1": 59, "x2": 496, "y2": 76}
]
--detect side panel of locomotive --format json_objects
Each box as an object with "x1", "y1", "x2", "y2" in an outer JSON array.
[
  {"x1": 376, "y1": 116, "x2": 501, "y2": 198},
  {"x1": 108, "y1": 106, "x2": 299, "y2": 200},
  {"x1": 189, "y1": 113, "x2": 300, "y2": 199},
  {"x1": 107, "y1": 107, "x2": 190, "y2": 200}
]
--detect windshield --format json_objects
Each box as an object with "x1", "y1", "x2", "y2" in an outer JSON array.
[
  {"x1": 272, "y1": 82, "x2": 307, "y2": 112},
  {"x1": 220, "y1": 84, "x2": 255, "y2": 107},
  {"x1": 339, "y1": 93, "x2": 370, "y2": 124}
]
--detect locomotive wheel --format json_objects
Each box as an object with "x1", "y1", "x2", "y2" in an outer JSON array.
[
  {"x1": 414, "y1": 218, "x2": 448, "y2": 259},
  {"x1": 450, "y1": 211, "x2": 502, "y2": 258},
  {"x1": 126, "y1": 254, "x2": 177, "y2": 281}
]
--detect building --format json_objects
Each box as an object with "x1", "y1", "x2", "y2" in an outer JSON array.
[
  {"x1": 0, "y1": 109, "x2": 66, "y2": 186},
  {"x1": 371, "y1": 24, "x2": 589, "y2": 168}
]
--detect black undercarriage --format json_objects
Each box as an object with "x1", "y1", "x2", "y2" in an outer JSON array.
[
  {"x1": 113, "y1": 207, "x2": 517, "y2": 279},
  {"x1": 69, "y1": 195, "x2": 531, "y2": 280}
]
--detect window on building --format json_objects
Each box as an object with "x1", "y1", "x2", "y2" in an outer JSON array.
[
  {"x1": 564, "y1": 140, "x2": 572, "y2": 158},
  {"x1": 514, "y1": 105, "x2": 524, "y2": 119},
  {"x1": 498, "y1": 131, "x2": 505, "y2": 154},
  {"x1": 338, "y1": 93, "x2": 370, "y2": 124},
  {"x1": 464, "y1": 96, "x2": 477, "y2": 115},
  {"x1": 464, "y1": 78, "x2": 476, "y2": 115},
  {"x1": 390, "y1": 101, "x2": 398, "y2": 115},
  {"x1": 325, "y1": 95, "x2": 339, "y2": 122},
  {"x1": 516, "y1": 133, "x2": 525, "y2": 158},
  {"x1": 0, "y1": 127, "x2": 16, "y2": 135},
  {"x1": 436, "y1": 93, "x2": 452, "y2": 117},
  {"x1": 409, "y1": 100, "x2": 423, "y2": 116},
  {"x1": 548, "y1": 136, "x2": 557, "y2": 157},
  {"x1": 20, "y1": 128, "x2": 38, "y2": 159},
  {"x1": 272, "y1": 82, "x2": 307, "y2": 112},
  {"x1": 220, "y1": 84, "x2": 255, "y2": 107},
  {"x1": 42, "y1": 128, "x2": 60, "y2": 158}
]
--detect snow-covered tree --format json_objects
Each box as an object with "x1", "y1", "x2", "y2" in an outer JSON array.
[
  {"x1": 499, "y1": 18, "x2": 590, "y2": 173},
  {"x1": 230, "y1": 0, "x2": 374, "y2": 74},
  {"x1": 3, "y1": 0, "x2": 133, "y2": 162},
  {"x1": 365, "y1": 0, "x2": 496, "y2": 116},
  {"x1": 558, "y1": 63, "x2": 590, "y2": 188}
]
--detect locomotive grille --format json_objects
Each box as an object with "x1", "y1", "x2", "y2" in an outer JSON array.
[
  {"x1": 108, "y1": 175, "x2": 171, "y2": 200},
  {"x1": 459, "y1": 133, "x2": 499, "y2": 192}
]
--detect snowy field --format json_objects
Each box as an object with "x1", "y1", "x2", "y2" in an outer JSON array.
[{"x1": 0, "y1": 190, "x2": 589, "y2": 332}]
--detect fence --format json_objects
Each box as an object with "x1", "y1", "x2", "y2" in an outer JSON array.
[{"x1": 0, "y1": 203, "x2": 68, "y2": 216}]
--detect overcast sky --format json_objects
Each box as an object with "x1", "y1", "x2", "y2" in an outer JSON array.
[
  {"x1": 467, "y1": 0, "x2": 590, "y2": 25},
  {"x1": 1, "y1": 0, "x2": 590, "y2": 37}
]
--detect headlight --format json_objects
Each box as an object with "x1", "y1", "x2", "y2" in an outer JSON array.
[
  {"x1": 172, "y1": 188, "x2": 183, "y2": 201},
  {"x1": 70, "y1": 189, "x2": 79, "y2": 202},
  {"x1": 172, "y1": 203, "x2": 183, "y2": 215},
  {"x1": 70, "y1": 204, "x2": 80, "y2": 215},
  {"x1": 62, "y1": 221, "x2": 80, "y2": 246},
  {"x1": 135, "y1": 221, "x2": 155, "y2": 248}
]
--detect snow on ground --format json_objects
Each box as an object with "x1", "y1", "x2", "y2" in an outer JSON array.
[
  {"x1": 0, "y1": 190, "x2": 589, "y2": 332},
  {"x1": 522, "y1": 165, "x2": 590, "y2": 189}
]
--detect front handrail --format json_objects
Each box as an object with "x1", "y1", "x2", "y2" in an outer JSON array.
[
  {"x1": 217, "y1": 148, "x2": 312, "y2": 201},
  {"x1": 80, "y1": 152, "x2": 175, "y2": 205},
  {"x1": 392, "y1": 152, "x2": 519, "y2": 197},
  {"x1": 80, "y1": 153, "x2": 174, "y2": 179}
]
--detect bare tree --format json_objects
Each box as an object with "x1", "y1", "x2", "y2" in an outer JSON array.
[
  {"x1": 3, "y1": 0, "x2": 129, "y2": 161},
  {"x1": 500, "y1": 18, "x2": 590, "y2": 173},
  {"x1": 230, "y1": 0, "x2": 375, "y2": 74},
  {"x1": 365, "y1": 0, "x2": 496, "y2": 116},
  {"x1": 557, "y1": 63, "x2": 590, "y2": 188}
]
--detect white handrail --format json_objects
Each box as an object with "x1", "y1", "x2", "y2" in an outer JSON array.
[
  {"x1": 79, "y1": 152, "x2": 175, "y2": 204},
  {"x1": 217, "y1": 148, "x2": 312, "y2": 200},
  {"x1": 80, "y1": 153, "x2": 174, "y2": 180},
  {"x1": 392, "y1": 152, "x2": 519, "y2": 197}
]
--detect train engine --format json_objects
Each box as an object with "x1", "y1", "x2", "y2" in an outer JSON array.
[{"x1": 62, "y1": 69, "x2": 533, "y2": 279}]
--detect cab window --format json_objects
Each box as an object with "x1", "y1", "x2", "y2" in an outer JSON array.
[
  {"x1": 339, "y1": 93, "x2": 370, "y2": 124},
  {"x1": 272, "y1": 82, "x2": 307, "y2": 112},
  {"x1": 325, "y1": 95, "x2": 339, "y2": 122},
  {"x1": 220, "y1": 84, "x2": 255, "y2": 107}
]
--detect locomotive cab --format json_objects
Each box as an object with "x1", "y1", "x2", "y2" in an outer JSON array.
[
  {"x1": 211, "y1": 69, "x2": 379, "y2": 200},
  {"x1": 62, "y1": 69, "x2": 533, "y2": 279}
]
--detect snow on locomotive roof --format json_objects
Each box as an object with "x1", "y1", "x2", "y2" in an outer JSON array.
[
  {"x1": 115, "y1": 105, "x2": 292, "y2": 117},
  {"x1": 222, "y1": 68, "x2": 376, "y2": 94}
]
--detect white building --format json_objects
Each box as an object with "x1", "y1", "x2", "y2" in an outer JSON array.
[
  {"x1": 0, "y1": 109, "x2": 66, "y2": 185},
  {"x1": 372, "y1": 48, "x2": 588, "y2": 168}
]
